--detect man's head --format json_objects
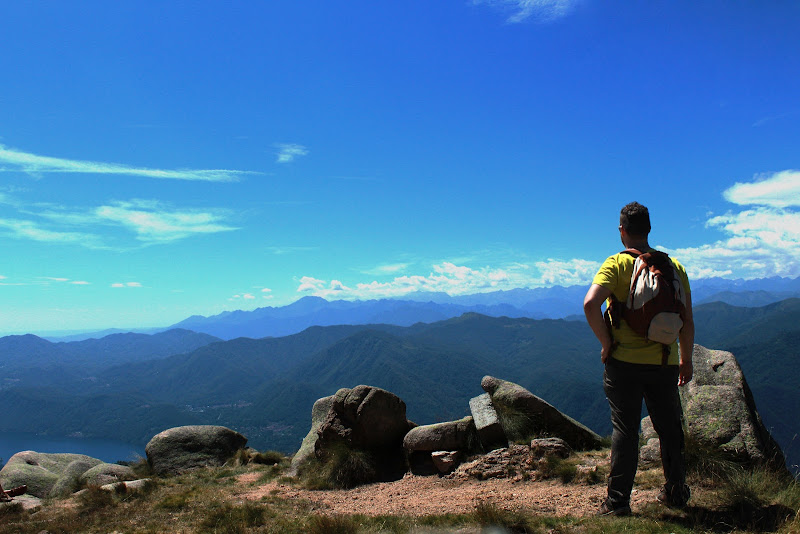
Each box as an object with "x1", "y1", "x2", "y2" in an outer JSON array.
[{"x1": 619, "y1": 201, "x2": 651, "y2": 238}]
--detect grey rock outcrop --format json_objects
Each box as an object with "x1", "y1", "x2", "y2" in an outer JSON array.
[
  {"x1": 530, "y1": 437, "x2": 572, "y2": 459},
  {"x1": 640, "y1": 345, "x2": 786, "y2": 470},
  {"x1": 403, "y1": 416, "x2": 479, "y2": 475},
  {"x1": 290, "y1": 394, "x2": 337, "y2": 475},
  {"x1": 469, "y1": 393, "x2": 508, "y2": 451},
  {"x1": 431, "y1": 451, "x2": 463, "y2": 474},
  {"x1": 81, "y1": 463, "x2": 136, "y2": 487},
  {"x1": 448, "y1": 444, "x2": 533, "y2": 481},
  {"x1": 403, "y1": 416, "x2": 478, "y2": 452},
  {"x1": 482, "y1": 376, "x2": 603, "y2": 450},
  {"x1": 146, "y1": 425, "x2": 247, "y2": 476},
  {"x1": 0, "y1": 452, "x2": 103, "y2": 498},
  {"x1": 292, "y1": 385, "x2": 412, "y2": 483}
]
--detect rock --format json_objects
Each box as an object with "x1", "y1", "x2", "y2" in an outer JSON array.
[
  {"x1": 0, "y1": 451, "x2": 103, "y2": 498},
  {"x1": 290, "y1": 394, "x2": 336, "y2": 475},
  {"x1": 448, "y1": 445, "x2": 533, "y2": 481},
  {"x1": 145, "y1": 425, "x2": 247, "y2": 476},
  {"x1": 481, "y1": 376, "x2": 603, "y2": 450},
  {"x1": 469, "y1": 393, "x2": 508, "y2": 451},
  {"x1": 530, "y1": 437, "x2": 571, "y2": 459},
  {"x1": 403, "y1": 417, "x2": 478, "y2": 452},
  {"x1": 638, "y1": 416, "x2": 662, "y2": 465},
  {"x1": 100, "y1": 478, "x2": 152, "y2": 493},
  {"x1": 293, "y1": 385, "x2": 412, "y2": 484},
  {"x1": 316, "y1": 386, "x2": 410, "y2": 450},
  {"x1": 431, "y1": 451, "x2": 462, "y2": 474},
  {"x1": 0, "y1": 494, "x2": 42, "y2": 512},
  {"x1": 50, "y1": 458, "x2": 102, "y2": 497},
  {"x1": 639, "y1": 346, "x2": 787, "y2": 470},
  {"x1": 81, "y1": 463, "x2": 136, "y2": 487}
]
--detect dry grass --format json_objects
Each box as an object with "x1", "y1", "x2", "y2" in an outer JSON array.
[{"x1": 0, "y1": 447, "x2": 797, "y2": 534}]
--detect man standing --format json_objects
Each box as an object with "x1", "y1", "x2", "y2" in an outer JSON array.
[{"x1": 583, "y1": 201, "x2": 694, "y2": 516}]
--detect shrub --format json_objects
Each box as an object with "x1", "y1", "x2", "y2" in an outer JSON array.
[
  {"x1": 473, "y1": 500, "x2": 533, "y2": 532},
  {"x1": 306, "y1": 514, "x2": 362, "y2": 534},
  {"x1": 199, "y1": 502, "x2": 266, "y2": 533},
  {"x1": 298, "y1": 442, "x2": 377, "y2": 489},
  {"x1": 78, "y1": 486, "x2": 116, "y2": 512}
]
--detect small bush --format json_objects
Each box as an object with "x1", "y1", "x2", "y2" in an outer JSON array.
[
  {"x1": 199, "y1": 502, "x2": 266, "y2": 533},
  {"x1": 473, "y1": 500, "x2": 533, "y2": 532},
  {"x1": 156, "y1": 488, "x2": 196, "y2": 510},
  {"x1": 299, "y1": 443, "x2": 377, "y2": 489},
  {"x1": 306, "y1": 513, "x2": 362, "y2": 534},
  {"x1": 251, "y1": 450, "x2": 287, "y2": 465},
  {"x1": 539, "y1": 455, "x2": 577, "y2": 483},
  {"x1": 78, "y1": 486, "x2": 116, "y2": 511}
]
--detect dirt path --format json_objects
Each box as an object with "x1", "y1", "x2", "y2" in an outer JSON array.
[{"x1": 237, "y1": 474, "x2": 660, "y2": 518}]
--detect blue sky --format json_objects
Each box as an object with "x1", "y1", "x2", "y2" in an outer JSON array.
[{"x1": 1, "y1": 1, "x2": 799, "y2": 334}]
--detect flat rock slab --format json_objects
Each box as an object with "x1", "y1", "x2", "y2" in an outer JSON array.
[{"x1": 469, "y1": 393, "x2": 507, "y2": 451}]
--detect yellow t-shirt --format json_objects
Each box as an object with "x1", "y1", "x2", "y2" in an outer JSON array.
[{"x1": 592, "y1": 250, "x2": 691, "y2": 366}]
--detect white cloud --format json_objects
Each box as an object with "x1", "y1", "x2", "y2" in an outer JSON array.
[
  {"x1": 243, "y1": 293, "x2": 256, "y2": 300},
  {"x1": 0, "y1": 218, "x2": 102, "y2": 246},
  {"x1": 474, "y1": 0, "x2": 578, "y2": 22},
  {"x1": 112, "y1": 282, "x2": 141, "y2": 288},
  {"x1": 0, "y1": 144, "x2": 258, "y2": 182},
  {"x1": 723, "y1": 170, "x2": 800, "y2": 208},
  {"x1": 361, "y1": 263, "x2": 411, "y2": 276},
  {"x1": 266, "y1": 246, "x2": 317, "y2": 255},
  {"x1": 95, "y1": 200, "x2": 238, "y2": 243},
  {"x1": 275, "y1": 143, "x2": 309, "y2": 164},
  {"x1": 296, "y1": 260, "x2": 599, "y2": 300},
  {"x1": 660, "y1": 170, "x2": 800, "y2": 280},
  {"x1": 71, "y1": 281, "x2": 90, "y2": 285},
  {"x1": 261, "y1": 288, "x2": 272, "y2": 293},
  {"x1": 111, "y1": 283, "x2": 125, "y2": 288}
]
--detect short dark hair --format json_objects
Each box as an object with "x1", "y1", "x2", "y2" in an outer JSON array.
[{"x1": 620, "y1": 202, "x2": 651, "y2": 237}]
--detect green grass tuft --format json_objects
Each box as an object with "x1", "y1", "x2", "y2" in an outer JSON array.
[{"x1": 198, "y1": 502, "x2": 266, "y2": 533}]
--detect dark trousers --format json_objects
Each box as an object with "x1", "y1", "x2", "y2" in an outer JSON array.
[{"x1": 603, "y1": 357, "x2": 686, "y2": 507}]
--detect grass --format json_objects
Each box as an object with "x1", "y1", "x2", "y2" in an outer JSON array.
[
  {"x1": 296, "y1": 442, "x2": 378, "y2": 489},
  {"x1": 0, "y1": 446, "x2": 798, "y2": 534}
]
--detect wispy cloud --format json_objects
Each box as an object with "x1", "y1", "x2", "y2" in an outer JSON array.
[
  {"x1": 297, "y1": 259, "x2": 599, "y2": 300},
  {"x1": 112, "y1": 282, "x2": 142, "y2": 288},
  {"x1": 474, "y1": 0, "x2": 578, "y2": 23},
  {"x1": 0, "y1": 218, "x2": 103, "y2": 246},
  {"x1": 95, "y1": 200, "x2": 238, "y2": 243},
  {"x1": 1, "y1": 198, "x2": 237, "y2": 248},
  {"x1": 361, "y1": 263, "x2": 411, "y2": 276},
  {"x1": 266, "y1": 246, "x2": 317, "y2": 255},
  {"x1": 0, "y1": 144, "x2": 258, "y2": 182},
  {"x1": 663, "y1": 170, "x2": 800, "y2": 280},
  {"x1": 275, "y1": 143, "x2": 309, "y2": 164}
]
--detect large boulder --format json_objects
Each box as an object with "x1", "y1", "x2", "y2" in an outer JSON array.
[
  {"x1": 293, "y1": 385, "x2": 412, "y2": 484},
  {"x1": 145, "y1": 425, "x2": 247, "y2": 476},
  {"x1": 403, "y1": 416, "x2": 479, "y2": 475},
  {"x1": 80, "y1": 463, "x2": 136, "y2": 487},
  {"x1": 0, "y1": 452, "x2": 103, "y2": 498},
  {"x1": 641, "y1": 345, "x2": 786, "y2": 470},
  {"x1": 403, "y1": 417, "x2": 478, "y2": 452},
  {"x1": 481, "y1": 376, "x2": 603, "y2": 450},
  {"x1": 290, "y1": 394, "x2": 337, "y2": 475}
]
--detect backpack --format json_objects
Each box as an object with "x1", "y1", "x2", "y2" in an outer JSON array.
[{"x1": 606, "y1": 248, "x2": 687, "y2": 363}]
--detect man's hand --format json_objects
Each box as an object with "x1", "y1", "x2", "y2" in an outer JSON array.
[
  {"x1": 678, "y1": 358, "x2": 693, "y2": 386},
  {"x1": 584, "y1": 284, "x2": 614, "y2": 363}
]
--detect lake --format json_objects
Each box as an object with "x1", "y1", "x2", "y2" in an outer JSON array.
[{"x1": 0, "y1": 432, "x2": 144, "y2": 468}]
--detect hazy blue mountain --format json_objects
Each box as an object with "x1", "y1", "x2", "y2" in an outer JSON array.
[
  {"x1": 0, "y1": 329, "x2": 221, "y2": 390},
  {"x1": 3, "y1": 299, "x2": 800, "y2": 468}
]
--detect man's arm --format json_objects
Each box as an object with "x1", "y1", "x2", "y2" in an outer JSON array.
[
  {"x1": 678, "y1": 291, "x2": 694, "y2": 386},
  {"x1": 583, "y1": 284, "x2": 614, "y2": 363}
]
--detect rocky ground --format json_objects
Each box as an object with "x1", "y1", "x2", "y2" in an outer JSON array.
[{"x1": 236, "y1": 471, "x2": 661, "y2": 518}]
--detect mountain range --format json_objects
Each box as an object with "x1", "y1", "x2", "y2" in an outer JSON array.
[
  {"x1": 3, "y1": 295, "x2": 800, "y2": 473},
  {"x1": 41, "y1": 275, "x2": 800, "y2": 342}
]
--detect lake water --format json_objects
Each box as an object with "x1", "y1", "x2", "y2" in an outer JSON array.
[{"x1": 0, "y1": 432, "x2": 144, "y2": 468}]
